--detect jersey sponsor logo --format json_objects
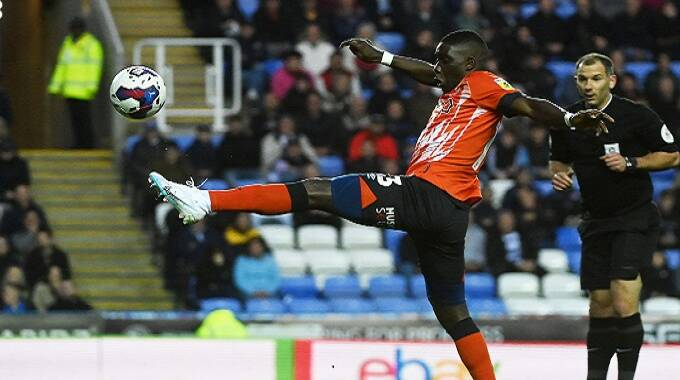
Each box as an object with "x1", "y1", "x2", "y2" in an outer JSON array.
[
  {"x1": 661, "y1": 124, "x2": 674, "y2": 143},
  {"x1": 375, "y1": 207, "x2": 396, "y2": 227},
  {"x1": 367, "y1": 173, "x2": 403, "y2": 187},
  {"x1": 494, "y1": 77, "x2": 514, "y2": 91}
]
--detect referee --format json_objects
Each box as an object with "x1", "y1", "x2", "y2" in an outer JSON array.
[{"x1": 550, "y1": 53, "x2": 680, "y2": 380}]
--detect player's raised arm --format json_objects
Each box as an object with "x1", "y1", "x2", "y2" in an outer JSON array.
[
  {"x1": 340, "y1": 38, "x2": 438, "y2": 87},
  {"x1": 504, "y1": 93, "x2": 613, "y2": 136}
]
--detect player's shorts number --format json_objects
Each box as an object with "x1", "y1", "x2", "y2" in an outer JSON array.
[{"x1": 376, "y1": 174, "x2": 402, "y2": 187}]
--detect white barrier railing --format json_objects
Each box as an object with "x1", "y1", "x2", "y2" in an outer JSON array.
[{"x1": 132, "y1": 38, "x2": 242, "y2": 133}]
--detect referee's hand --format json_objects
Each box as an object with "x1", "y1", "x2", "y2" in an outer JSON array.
[
  {"x1": 600, "y1": 153, "x2": 627, "y2": 172},
  {"x1": 552, "y1": 172, "x2": 573, "y2": 191},
  {"x1": 570, "y1": 109, "x2": 614, "y2": 136}
]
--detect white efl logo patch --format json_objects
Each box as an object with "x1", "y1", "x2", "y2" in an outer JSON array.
[
  {"x1": 604, "y1": 143, "x2": 620, "y2": 154},
  {"x1": 661, "y1": 124, "x2": 674, "y2": 143}
]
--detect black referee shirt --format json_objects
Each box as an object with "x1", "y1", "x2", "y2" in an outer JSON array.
[{"x1": 550, "y1": 95, "x2": 678, "y2": 219}]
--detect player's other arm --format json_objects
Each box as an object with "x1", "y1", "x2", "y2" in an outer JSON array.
[
  {"x1": 503, "y1": 94, "x2": 613, "y2": 135},
  {"x1": 340, "y1": 38, "x2": 438, "y2": 86},
  {"x1": 601, "y1": 150, "x2": 679, "y2": 172}
]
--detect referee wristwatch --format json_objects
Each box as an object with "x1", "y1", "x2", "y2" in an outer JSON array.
[{"x1": 624, "y1": 156, "x2": 638, "y2": 171}]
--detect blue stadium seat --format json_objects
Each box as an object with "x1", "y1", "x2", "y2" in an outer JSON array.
[
  {"x1": 173, "y1": 135, "x2": 194, "y2": 152},
  {"x1": 361, "y1": 88, "x2": 374, "y2": 100},
  {"x1": 465, "y1": 273, "x2": 496, "y2": 299},
  {"x1": 653, "y1": 179, "x2": 674, "y2": 200},
  {"x1": 286, "y1": 298, "x2": 330, "y2": 314},
  {"x1": 556, "y1": 1, "x2": 577, "y2": 19},
  {"x1": 375, "y1": 32, "x2": 406, "y2": 53},
  {"x1": 567, "y1": 249, "x2": 581, "y2": 273},
  {"x1": 671, "y1": 62, "x2": 680, "y2": 78},
  {"x1": 534, "y1": 180, "x2": 554, "y2": 197},
  {"x1": 237, "y1": 0, "x2": 260, "y2": 21},
  {"x1": 384, "y1": 230, "x2": 407, "y2": 263},
  {"x1": 318, "y1": 155, "x2": 345, "y2": 177},
  {"x1": 415, "y1": 297, "x2": 434, "y2": 314},
  {"x1": 263, "y1": 59, "x2": 283, "y2": 76},
  {"x1": 556, "y1": 227, "x2": 581, "y2": 251},
  {"x1": 329, "y1": 298, "x2": 376, "y2": 314},
  {"x1": 234, "y1": 178, "x2": 263, "y2": 187},
  {"x1": 666, "y1": 249, "x2": 680, "y2": 270},
  {"x1": 651, "y1": 169, "x2": 677, "y2": 182},
  {"x1": 625, "y1": 62, "x2": 656, "y2": 85},
  {"x1": 409, "y1": 274, "x2": 427, "y2": 298},
  {"x1": 201, "y1": 179, "x2": 230, "y2": 190},
  {"x1": 324, "y1": 276, "x2": 363, "y2": 299},
  {"x1": 546, "y1": 61, "x2": 575, "y2": 81},
  {"x1": 280, "y1": 276, "x2": 318, "y2": 298},
  {"x1": 520, "y1": 3, "x2": 539, "y2": 19},
  {"x1": 200, "y1": 298, "x2": 242, "y2": 313},
  {"x1": 246, "y1": 298, "x2": 286, "y2": 314},
  {"x1": 467, "y1": 298, "x2": 507, "y2": 317},
  {"x1": 400, "y1": 89, "x2": 413, "y2": 99},
  {"x1": 368, "y1": 275, "x2": 407, "y2": 298},
  {"x1": 374, "y1": 297, "x2": 421, "y2": 313}
]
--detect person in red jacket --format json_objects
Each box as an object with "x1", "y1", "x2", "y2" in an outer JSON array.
[{"x1": 347, "y1": 114, "x2": 398, "y2": 163}]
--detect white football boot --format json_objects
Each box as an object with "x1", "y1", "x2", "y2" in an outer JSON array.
[{"x1": 148, "y1": 171, "x2": 212, "y2": 224}]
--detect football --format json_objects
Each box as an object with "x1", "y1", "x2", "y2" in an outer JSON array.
[{"x1": 109, "y1": 65, "x2": 166, "y2": 119}]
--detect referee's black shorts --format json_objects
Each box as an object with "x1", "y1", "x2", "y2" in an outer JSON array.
[
  {"x1": 578, "y1": 202, "x2": 660, "y2": 290},
  {"x1": 330, "y1": 174, "x2": 470, "y2": 305}
]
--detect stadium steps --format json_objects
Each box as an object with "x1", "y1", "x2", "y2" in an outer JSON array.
[
  {"x1": 21, "y1": 149, "x2": 173, "y2": 311},
  {"x1": 110, "y1": 0, "x2": 210, "y2": 126}
]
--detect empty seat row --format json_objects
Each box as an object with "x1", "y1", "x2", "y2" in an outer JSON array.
[
  {"x1": 498, "y1": 272, "x2": 583, "y2": 299},
  {"x1": 274, "y1": 248, "x2": 395, "y2": 278},
  {"x1": 261, "y1": 224, "x2": 384, "y2": 250}
]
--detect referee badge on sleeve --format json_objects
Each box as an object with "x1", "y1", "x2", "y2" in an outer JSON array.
[{"x1": 661, "y1": 124, "x2": 675, "y2": 143}]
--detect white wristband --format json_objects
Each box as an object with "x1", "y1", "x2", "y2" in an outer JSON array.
[
  {"x1": 381, "y1": 51, "x2": 394, "y2": 66},
  {"x1": 564, "y1": 112, "x2": 574, "y2": 128}
]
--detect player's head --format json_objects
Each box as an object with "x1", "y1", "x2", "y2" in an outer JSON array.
[
  {"x1": 574, "y1": 53, "x2": 617, "y2": 108},
  {"x1": 69, "y1": 16, "x2": 86, "y2": 39},
  {"x1": 434, "y1": 30, "x2": 488, "y2": 91}
]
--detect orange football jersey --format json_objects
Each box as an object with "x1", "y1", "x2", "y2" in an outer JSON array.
[{"x1": 406, "y1": 70, "x2": 518, "y2": 204}]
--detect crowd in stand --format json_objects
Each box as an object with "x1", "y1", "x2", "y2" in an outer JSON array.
[
  {"x1": 121, "y1": 0, "x2": 680, "y2": 309},
  {"x1": 0, "y1": 112, "x2": 91, "y2": 313}
]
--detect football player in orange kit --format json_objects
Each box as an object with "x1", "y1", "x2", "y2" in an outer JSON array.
[{"x1": 149, "y1": 30, "x2": 612, "y2": 379}]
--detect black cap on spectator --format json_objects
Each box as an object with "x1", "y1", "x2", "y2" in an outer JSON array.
[{"x1": 281, "y1": 50, "x2": 303, "y2": 60}]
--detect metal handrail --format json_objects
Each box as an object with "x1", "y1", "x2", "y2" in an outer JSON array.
[{"x1": 132, "y1": 38, "x2": 242, "y2": 133}]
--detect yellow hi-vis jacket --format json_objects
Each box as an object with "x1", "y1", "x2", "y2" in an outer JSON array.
[{"x1": 48, "y1": 32, "x2": 104, "y2": 101}]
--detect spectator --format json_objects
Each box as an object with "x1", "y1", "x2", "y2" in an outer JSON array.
[
  {"x1": 253, "y1": 0, "x2": 295, "y2": 58},
  {"x1": 323, "y1": 72, "x2": 354, "y2": 114},
  {"x1": 526, "y1": 0, "x2": 567, "y2": 58},
  {"x1": 233, "y1": 237, "x2": 281, "y2": 298},
  {"x1": 0, "y1": 235, "x2": 19, "y2": 281},
  {"x1": 270, "y1": 138, "x2": 317, "y2": 182},
  {"x1": 347, "y1": 139, "x2": 383, "y2": 173},
  {"x1": 612, "y1": 0, "x2": 655, "y2": 60},
  {"x1": 127, "y1": 123, "x2": 171, "y2": 218},
  {"x1": 48, "y1": 17, "x2": 103, "y2": 149},
  {"x1": 329, "y1": 0, "x2": 368, "y2": 44},
  {"x1": 524, "y1": 124, "x2": 551, "y2": 179},
  {"x1": 340, "y1": 22, "x2": 387, "y2": 85},
  {"x1": 217, "y1": 115, "x2": 262, "y2": 184},
  {"x1": 514, "y1": 52, "x2": 557, "y2": 101},
  {"x1": 384, "y1": 99, "x2": 416, "y2": 142},
  {"x1": 1, "y1": 184, "x2": 49, "y2": 236},
  {"x1": 501, "y1": 26, "x2": 539, "y2": 78},
  {"x1": 295, "y1": 23, "x2": 336, "y2": 81},
  {"x1": 565, "y1": 0, "x2": 611, "y2": 59},
  {"x1": 658, "y1": 190, "x2": 679, "y2": 250},
  {"x1": 186, "y1": 124, "x2": 218, "y2": 181},
  {"x1": 289, "y1": 0, "x2": 332, "y2": 36},
  {"x1": 454, "y1": 0, "x2": 491, "y2": 34},
  {"x1": 261, "y1": 114, "x2": 318, "y2": 174},
  {"x1": 196, "y1": 245, "x2": 238, "y2": 299},
  {"x1": 24, "y1": 230, "x2": 72, "y2": 291},
  {"x1": 402, "y1": 0, "x2": 448, "y2": 41},
  {"x1": 10, "y1": 210, "x2": 42, "y2": 258},
  {"x1": 249, "y1": 92, "x2": 281, "y2": 138},
  {"x1": 644, "y1": 53, "x2": 679, "y2": 100},
  {"x1": 486, "y1": 130, "x2": 528, "y2": 179},
  {"x1": 487, "y1": 210, "x2": 545, "y2": 277},
  {"x1": 0, "y1": 140, "x2": 30, "y2": 201},
  {"x1": 341, "y1": 95, "x2": 371, "y2": 136},
  {"x1": 270, "y1": 50, "x2": 315, "y2": 101},
  {"x1": 0, "y1": 82, "x2": 13, "y2": 127},
  {"x1": 473, "y1": 186, "x2": 498, "y2": 232},
  {"x1": 150, "y1": 142, "x2": 193, "y2": 184},
  {"x1": 348, "y1": 114, "x2": 399, "y2": 163},
  {"x1": 641, "y1": 251, "x2": 678, "y2": 298},
  {"x1": 405, "y1": 82, "x2": 439, "y2": 129},
  {"x1": 653, "y1": 0, "x2": 680, "y2": 58},
  {"x1": 1, "y1": 283, "x2": 27, "y2": 314},
  {"x1": 296, "y1": 92, "x2": 346, "y2": 156},
  {"x1": 281, "y1": 76, "x2": 316, "y2": 116},
  {"x1": 47, "y1": 269, "x2": 92, "y2": 311},
  {"x1": 647, "y1": 75, "x2": 680, "y2": 131},
  {"x1": 365, "y1": 0, "x2": 404, "y2": 32},
  {"x1": 368, "y1": 73, "x2": 403, "y2": 115},
  {"x1": 465, "y1": 212, "x2": 487, "y2": 272},
  {"x1": 191, "y1": 0, "x2": 243, "y2": 39},
  {"x1": 404, "y1": 29, "x2": 437, "y2": 63},
  {"x1": 614, "y1": 72, "x2": 645, "y2": 103},
  {"x1": 319, "y1": 50, "x2": 361, "y2": 96},
  {"x1": 224, "y1": 213, "x2": 261, "y2": 252},
  {"x1": 238, "y1": 22, "x2": 269, "y2": 96}
]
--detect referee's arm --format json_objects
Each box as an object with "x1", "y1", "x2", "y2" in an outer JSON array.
[{"x1": 550, "y1": 161, "x2": 574, "y2": 191}]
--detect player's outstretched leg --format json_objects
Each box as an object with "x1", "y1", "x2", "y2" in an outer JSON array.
[{"x1": 148, "y1": 172, "x2": 340, "y2": 224}]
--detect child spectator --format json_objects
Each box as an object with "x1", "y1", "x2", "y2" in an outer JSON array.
[{"x1": 233, "y1": 237, "x2": 280, "y2": 298}]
